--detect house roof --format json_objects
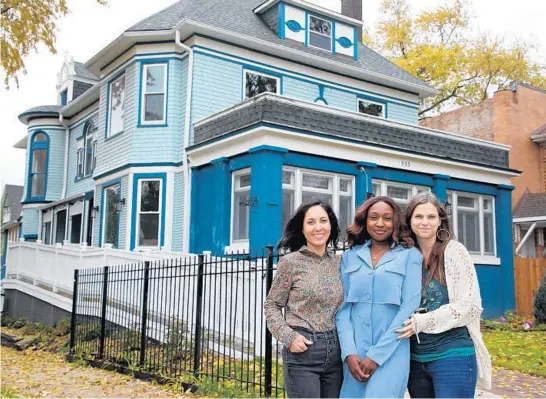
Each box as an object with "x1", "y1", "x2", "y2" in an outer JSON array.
[
  {"x1": 192, "y1": 93, "x2": 514, "y2": 171},
  {"x1": 74, "y1": 61, "x2": 99, "y2": 81},
  {"x1": 531, "y1": 123, "x2": 546, "y2": 144},
  {"x1": 18, "y1": 105, "x2": 62, "y2": 124},
  {"x1": 1, "y1": 184, "x2": 24, "y2": 228},
  {"x1": 513, "y1": 191, "x2": 546, "y2": 219},
  {"x1": 126, "y1": 0, "x2": 433, "y2": 95}
]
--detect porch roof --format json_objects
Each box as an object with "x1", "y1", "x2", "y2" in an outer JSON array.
[
  {"x1": 192, "y1": 93, "x2": 515, "y2": 172},
  {"x1": 513, "y1": 191, "x2": 546, "y2": 220}
]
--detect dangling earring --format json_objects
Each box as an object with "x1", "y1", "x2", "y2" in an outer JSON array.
[{"x1": 436, "y1": 228, "x2": 451, "y2": 241}]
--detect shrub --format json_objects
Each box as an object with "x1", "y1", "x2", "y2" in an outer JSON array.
[
  {"x1": 11, "y1": 317, "x2": 29, "y2": 329},
  {"x1": 54, "y1": 318, "x2": 72, "y2": 336},
  {"x1": 533, "y1": 274, "x2": 546, "y2": 324}
]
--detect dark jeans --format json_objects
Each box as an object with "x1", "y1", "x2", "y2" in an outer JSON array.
[
  {"x1": 282, "y1": 327, "x2": 343, "y2": 398},
  {"x1": 407, "y1": 355, "x2": 478, "y2": 398}
]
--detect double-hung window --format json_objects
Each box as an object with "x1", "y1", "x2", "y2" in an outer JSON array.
[
  {"x1": 231, "y1": 170, "x2": 251, "y2": 244},
  {"x1": 107, "y1": 73, "x2": 125, "y2": 137},
  {"x1": 136, "y1": 179, "x2": 163, "y2": 248},
  {"x1": 244, "y1": 70, "x2": 279, "y2": 99},
  {"x1": 141, "y1": 64, "x2": 167, "y2": 124},
  {"x1": 308, "y1": 15, "x2": 332, "y2": 51},
  {"x1": 76, "y1": 122, "x2": 97, "y2": 179},
  {"x1": 358, "y1": 98, "x2": 386, "y2": 118},
  {"x1": 29, "y1": 132, "x2": 49, "y2": 199},
  {"x1": 103, "y1": 182, "x2": 121, "y2": 248},
  {"x1": 283, "y1": 168, "x2": 354, "y2": 239},
  {"x1": 448, "y1": 191, "x2": 496, "y2": 256},
  {"x1": 372, "y1": 180, "x2": 430, "y2": 212}
]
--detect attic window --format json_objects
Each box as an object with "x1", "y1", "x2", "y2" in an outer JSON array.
[
  {"x1": 244, "y1": 70, "x2": 279, "y2": 99},
  {"x1": 309, "y1": 15, "x2": 332, "y2": 51}
]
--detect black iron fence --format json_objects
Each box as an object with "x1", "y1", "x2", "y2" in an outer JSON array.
[{"x1": 69, "y1": 246, "x2": 286, "y2": 397}]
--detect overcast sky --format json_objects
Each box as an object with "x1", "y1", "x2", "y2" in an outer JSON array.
[{"x1": 1, "y1": 0, "x2": 545, "y2": 201}]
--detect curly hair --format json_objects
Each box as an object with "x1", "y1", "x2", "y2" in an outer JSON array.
[
  {"x1": 347, "y1": 196, "x2": 414, "y2": 248},
  {"x1": 277, "y1": 200, "x2": 340, "y2": 253}
]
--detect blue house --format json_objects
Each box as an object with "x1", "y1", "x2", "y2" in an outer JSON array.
[{"x1": 13, "y1": 0, "x2": 517, "y2": 317}]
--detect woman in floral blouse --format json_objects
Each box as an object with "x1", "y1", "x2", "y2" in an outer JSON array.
[{"x1": 264, "y1": 200, "x2": 344, "y2": 398}]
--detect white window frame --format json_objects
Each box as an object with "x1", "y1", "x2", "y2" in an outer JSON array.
[
  {"x1": 228, "y1": 168, "x2": 252, "y2": 252},
  {"x1": 135, "y1": 178, "x2": 163, "y2": 250},
  {"x1": 140, "y1": 63, "x2": 168, "y2": 125},
  {"x1": 282, "y1": 167, "x2": 355, "y2": 238},
  {"x1": 448, "y1": 191, "x2": 498, "y2": 264},
  {"x1": 243, "y1": 69, "x2": 280, "y2": 100},
  {"x1": 307, "y1": 14, "x2": 333, "y2": 52},
  {"x1": 107, "y1": 73, "x2": 125, "y2": 137},
  {"x1": 372, "y1": 180, "x2": 430, "y2": 209},
  {"x1": 357, "y1": 98, "x2": 386, "y2": 118}
]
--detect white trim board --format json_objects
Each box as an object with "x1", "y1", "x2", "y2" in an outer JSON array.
[{"x1": 187, "y1": 127, "x2": 515, "y2": 186}]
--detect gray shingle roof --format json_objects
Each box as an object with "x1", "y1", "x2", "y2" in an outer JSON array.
[
  {"x1": 513, "y1": 192, "x2": 546, "y2": 219},
  {"x1": 1, "y1": 184, "x2": 24, "y2": 226},
  {"x1": 193, "y1": 94, "x2": 511, "y2": 170},
  {"x1": 127, "y1": 0, "x2": 432, "y2": 92},
  {"x1": 74, "y1": 61, "x2": 99, "y2": 80},
  {"x1": 18, "y1": 105, "x2": 61, "y2": 124}
]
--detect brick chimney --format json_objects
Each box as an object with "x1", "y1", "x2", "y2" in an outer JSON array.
[{"x1": 341, "y1": 0, "x2": 362, "y2": 42}]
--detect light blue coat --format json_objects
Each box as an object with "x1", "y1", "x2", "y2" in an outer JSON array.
[{"x1": 336, "y1": 242, "x2": 422, "y2": 398}]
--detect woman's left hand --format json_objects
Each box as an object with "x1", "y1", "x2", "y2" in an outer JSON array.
[{"x1": 396, "y1": 319, "x2": 415, "y2": 339}]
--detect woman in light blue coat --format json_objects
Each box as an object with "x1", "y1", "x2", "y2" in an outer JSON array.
[{"x1": 336, "y1": 196, "x2": 422, "y2": 398}]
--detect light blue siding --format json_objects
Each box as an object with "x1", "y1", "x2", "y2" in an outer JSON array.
[
  {"x1": 323, "y1": 86, "x2": 356, "y2": 110},
  {"x1": 118, "y1": 175, "x2": 128, "y2": 250},
  {"x1": 131, "y1": 58, "x2": 187, "y2": 164},
  {"x1": 66, "y1": 113, "x2": 98, "y2": 197},
  {"x1": 388, "y1": 102, "x2": 419, "y2": 125},
  {"x1": 93, "y1": 65, "x2": 135, "y2": 177},
  {"x1": 43, "y1": 129, "x2": 65, "y2": 202},
  {"x1": 283, "y1": 76, "x2": 318, "y2": 102},
  {"x1": 93, "y1": 188, "x2": 102, "y2": 247},
  {"x1": 172, "y1": 172, "x2": 184, "y2": 252},
  {"x1": 190, "y1": 53, "x2": 242, "y2": 144},
  {"x1": 21, "y1": 208, "x2": 39, "y2": 236}
]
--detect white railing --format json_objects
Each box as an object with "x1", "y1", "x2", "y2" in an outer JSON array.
[{"x1": 4, "y1": 241, "x2": 195, "y2": 293}]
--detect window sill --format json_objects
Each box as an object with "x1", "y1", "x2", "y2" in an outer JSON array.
[
  {"x1": 105, "y1": 131, "x2": 124, "y2": 141},
  {"x1": 74, "y1": 175, "x2": 93, "y2": 183},
  {"x1": 225, "y1": 242, "x2": 249, "y2": 254},
  {"x1": 137, "y1": 122, "x2": 168, "y2": 128},
  {"x1": 471, "y1": 255, "x2": 501, "y2": 265}
]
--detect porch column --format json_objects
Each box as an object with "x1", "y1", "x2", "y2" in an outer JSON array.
[
  {"x1": 249, "y1": 145, "x2": 286, "y2": 254},
  {"x1": 432, "y1": 174, "x2": 450, "y2": 202},
  {"x1": 496, "y1": 184, "x2": 515, "y2": 311},
  {"x1": 356, "y1": 161, "x2": 377, "y2": 207}
]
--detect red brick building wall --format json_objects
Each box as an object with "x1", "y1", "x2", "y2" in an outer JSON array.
[{"x1": 421, "y1": 83, "x2": 546, "y2": 209}]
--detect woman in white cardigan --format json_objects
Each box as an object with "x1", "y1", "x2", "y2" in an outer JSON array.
[{"x1": 396, "y1": 192, "x2": 491, "y2": 398}]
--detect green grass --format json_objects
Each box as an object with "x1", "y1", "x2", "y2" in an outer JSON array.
[
  {"x1": 483, "y1": 330, "x2": 546, "y2": 377},
  {"x1": 0, "y1": 385, "x2": 20, "y2": 398}
]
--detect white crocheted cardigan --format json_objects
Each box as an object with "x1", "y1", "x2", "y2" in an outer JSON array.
[{"x1": 411, "y1": 240, "x2": 492, "y2": 390}]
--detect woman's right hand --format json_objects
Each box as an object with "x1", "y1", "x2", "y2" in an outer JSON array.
[
  {"x1": 346, "y1": 354, "x2": 369, "y2": 382},
  {"x1": 288, "y1": 334, "x2": 314, "y2": 353}
]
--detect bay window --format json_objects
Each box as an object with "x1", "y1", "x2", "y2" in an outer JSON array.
[
  {"x1": 28, "y1": 132, "x2": 49, "y2": 200},
  {"x1": 103, "y1": 182, "x2": 121, "y2": 248},
  {"x1": 448, "y1": 191, "x2": 496, "y2": 256},
  {"x1": 107, "y1": 73, "x2": 125, "y2": 137},
  {"x1": 141, "y1": 63, "x2": 167, "y2": 124},
  {"x1": 231, "y1": 170, "x2": 251, "y2": 243},
  {"x1": 136, "y1": 179, "x2": 163, "y2": 248},
  {"x1": 76, "y1": 122, "x2": 97, "y2": 179}
]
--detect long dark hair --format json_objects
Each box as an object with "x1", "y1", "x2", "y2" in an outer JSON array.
[
  {"x1": 347, "y1": 196, "x2": 413, "y2": 248},
  {"x1": 277, "y1": 201, "x2": 340, "y2": 253},
  {"x1": 406, "y1": 192, "x2": 452, "y2": 285}
]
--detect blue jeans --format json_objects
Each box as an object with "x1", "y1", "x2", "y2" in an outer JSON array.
[
  {"x1": 407, "y1": 355, "x2": 478, "y2": 398},
  {"x1": 282, "y1": 327, "x2": 343, "y2": 398}
]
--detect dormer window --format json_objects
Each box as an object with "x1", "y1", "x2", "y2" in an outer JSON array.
[
  {"x1": 244, "y1": 70, "x2": 280, "y2": 99},
  {"x1": 309, "y1": 15, "x2": 332, "y2": 52},
  {"x1": 60, "y1": 89, "x2": 68, "y2": 106}
]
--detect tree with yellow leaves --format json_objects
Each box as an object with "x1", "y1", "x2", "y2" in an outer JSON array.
[
  {"x1": 0, "y1": 0, "x2": 107, "y2": 87},
  {"x1": 365, "y1": 0, "x2": 546, "y2": 117}
]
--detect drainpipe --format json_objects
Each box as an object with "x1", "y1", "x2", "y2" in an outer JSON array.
[
  {"x1": 175, "y1": 30, "x2": 194, "y2": 253},
  {"x1": 60, "y1": 114, "x2": 70, "y2": 198}
]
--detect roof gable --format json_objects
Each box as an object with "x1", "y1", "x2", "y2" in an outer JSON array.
[{"x1": 514, "y1": 191, "x2": 546, "y2": 219}]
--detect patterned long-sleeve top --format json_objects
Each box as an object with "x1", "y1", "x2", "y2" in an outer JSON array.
[{"x1": 263, "y1": 246, "x2": 344, "y2": 347}]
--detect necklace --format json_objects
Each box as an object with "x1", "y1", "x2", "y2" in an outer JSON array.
[{"x1": 371, "y1": 247, "x2": 389, "y2": 261}]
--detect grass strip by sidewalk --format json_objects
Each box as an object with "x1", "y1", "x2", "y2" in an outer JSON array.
[
  {"x1": 0, "y1": 385, "x2": 21, "y2": 398},
  {"x1": 483, "y1": 330, "x2": 546, "y2": 377}
]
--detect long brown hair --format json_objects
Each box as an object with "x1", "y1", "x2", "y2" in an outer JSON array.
[
  {"x1": 406, "y1": 192, "x2": 452, "y2": 285},
  {"x1": 347, "y1": 196, "x2": 414, "y2": 248}
]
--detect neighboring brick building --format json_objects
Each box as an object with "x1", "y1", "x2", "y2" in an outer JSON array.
[{"x1": 422, "y1": 82, "x2": 546, "y2": 258}]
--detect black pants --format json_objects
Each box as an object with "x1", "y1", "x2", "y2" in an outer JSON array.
[{"x1": 282, "y1": 327, "x2": 343, "y2": 398}]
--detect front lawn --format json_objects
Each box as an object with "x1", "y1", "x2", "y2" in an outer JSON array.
[{"x1": 483, "y1": 330, "x2": 546, "y2": 377}]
